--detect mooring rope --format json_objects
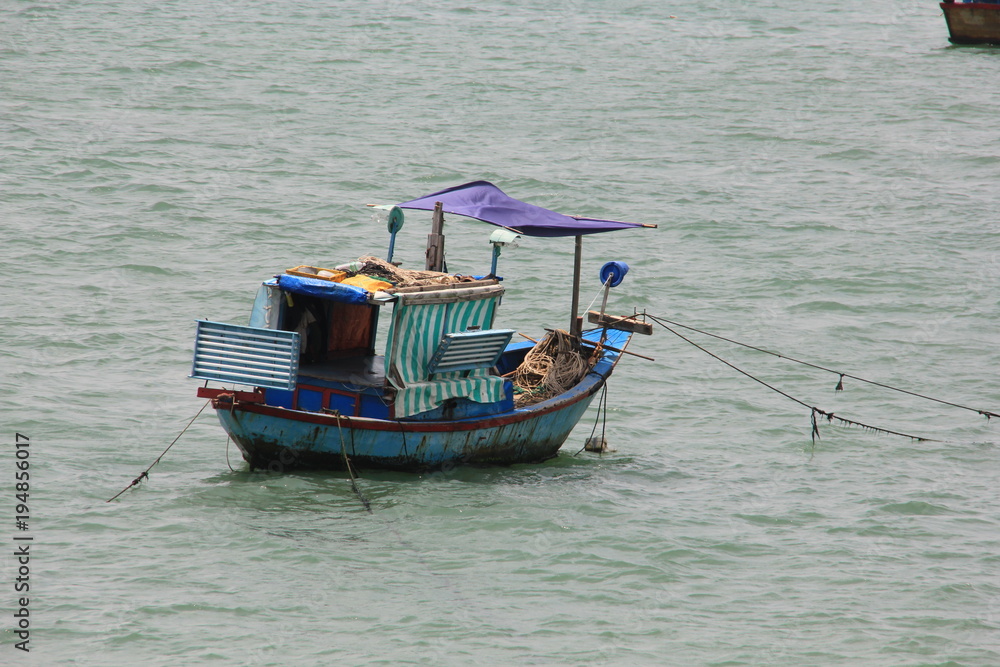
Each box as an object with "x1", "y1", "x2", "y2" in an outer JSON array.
[
  {"x1": 396, "y1": 419, "x2": 409, "y2": 459},
  {"x1": 334, "y1": 414, "x2": 372, "y2": 513},
  {"x1": 225, "y1": 432, "x2": 236, "y2": 472},
  {"x1": 647, "y1": 314, "x2": 999, "y2": 421},
  {"x1": 107, "y1": 399, "x2": 212, "y2": 502},
  {"x1": 583, "y1": 276, "x2": 613, "y2": 317},
  {"x1": 649, "y1": 318, "x2": 935, "y2": 444},
  {"x1": 576, "y1": 384, "x2": 609, "y2": 456}
]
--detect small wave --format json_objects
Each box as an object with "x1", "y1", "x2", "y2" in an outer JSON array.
[
  {"x1": 879, "y1": 501, "x2": 955, "y2": 516},
  {"x1": 819, "y1": 148, "x2": 879, "y2": 160},
  {"x1": 131, "y1": 183, "x2": 186, "y2": 194},
  {"x1": 164, "y1": 59, "x2": 208, "y2": 69},
  {"x1": 55, "y1": 169, "x2": 94, "y2": 179},
  {"x1": 119, "y1": 264, "x2": 178, "y2": 276}
]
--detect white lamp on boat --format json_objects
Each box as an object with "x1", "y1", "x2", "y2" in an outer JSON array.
[{"x1": 488, "y1": 229, "x2": 521, "y2": 276}]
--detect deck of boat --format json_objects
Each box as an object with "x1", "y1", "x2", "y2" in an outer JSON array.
[{"x1": 299, "y1": 356, "x2": 386, "y2": 387}]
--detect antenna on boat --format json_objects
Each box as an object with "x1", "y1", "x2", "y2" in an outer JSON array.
[{"x1": 426, "y1": 201, "x2": 446, "y2": 272}]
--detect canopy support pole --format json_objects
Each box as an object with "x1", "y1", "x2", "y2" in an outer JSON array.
[
  {"x1": 570, "y1": 235, "x2": 582, "y2": 337},
  {"x1": 426, "y1": 201, "x2": 446, "y2": 272}
]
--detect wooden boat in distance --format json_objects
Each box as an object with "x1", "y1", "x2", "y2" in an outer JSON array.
[
  {"x1": 190, "y1": 181, "x2": 655, "y2": 473},
  {"x1": 940, "y1": 1, "x2": 1000, "y2": 45}
]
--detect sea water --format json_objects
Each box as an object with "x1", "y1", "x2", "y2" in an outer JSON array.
[{"x1": 3, "y1": 0, "x2": 999, "y2": 664}]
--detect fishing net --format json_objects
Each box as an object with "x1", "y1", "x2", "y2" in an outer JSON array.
[
  {"x1": 512, "y1": 329, "x2": 590, "y2": 407},
  {"x1": 353, "y1": 256, "x2": 477, "y2": 289}
]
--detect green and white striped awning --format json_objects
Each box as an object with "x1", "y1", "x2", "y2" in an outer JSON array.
[{"x1": 385, "y1": 285, "x2": 507, "y2": 418}]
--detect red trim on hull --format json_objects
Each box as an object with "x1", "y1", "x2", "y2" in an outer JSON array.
[
  {"x1": 198, "y1": 386, "x2": 265, "y2": 403},
  {"x1": 211, "y1": 371, "x2": 607, "y2": 433}
]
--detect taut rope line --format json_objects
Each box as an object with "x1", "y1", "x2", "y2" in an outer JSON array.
[
  {"x1": 107, "y1": 399, "x2": 211, "y2": 502},
  {"x1": 646, "y1": 314, "x2": 999, "y2": 421},
  {"x1": 650, "y1": 318, "x2": 935, "y2": 444}
]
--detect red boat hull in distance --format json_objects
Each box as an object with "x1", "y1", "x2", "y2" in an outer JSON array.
[{"x1": 941, "y1": 1, "x2": 1000, "y2": 45}]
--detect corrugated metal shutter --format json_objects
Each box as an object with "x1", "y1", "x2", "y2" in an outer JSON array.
[
  {"x1": 191, "y1": 320, "x2": 299, "y2": 390},
  {"x1": 427, "y1": 329, "x2": 515, "y2": 374}
]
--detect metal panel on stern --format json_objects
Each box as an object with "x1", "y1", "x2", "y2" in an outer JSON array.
[{"x1": 191, "y1": 320, "x2": 300, "y2": 390}]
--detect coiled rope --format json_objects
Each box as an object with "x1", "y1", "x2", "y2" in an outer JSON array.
[
  {"x1": 512, "y1": 330, "x2": 589, "y2": 407},
  {"x1": 645, "y1": 315, "x2": 996, "y2": 445}
]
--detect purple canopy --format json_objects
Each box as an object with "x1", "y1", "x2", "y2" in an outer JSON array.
[{"x1": 396, "y1": 181, "x2": 649, "y2": 238}]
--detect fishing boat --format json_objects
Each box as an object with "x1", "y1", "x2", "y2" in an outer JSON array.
[
  {"x1": 190, "y1": 181, "x2": 655, "y2": 472},
  {"x1": 940, "y1": 0, "x2": 1000, "y2": 45}
]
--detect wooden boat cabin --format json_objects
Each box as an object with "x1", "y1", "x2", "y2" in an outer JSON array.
[{"x1": 193, "y1": 266, "x2": 524, "y2": 423}]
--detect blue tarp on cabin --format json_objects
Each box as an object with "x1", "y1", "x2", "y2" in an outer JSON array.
[{"x1": 270, "y1": 274, "x2": 371, "y2": 305}]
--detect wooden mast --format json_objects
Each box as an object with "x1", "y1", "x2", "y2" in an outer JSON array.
[
  {"x1": 570, "y1": 235, "x2": 582, "y2": 337},
  {"x1": 426, "y1": 201, "x2": 445, "y2": 272}
]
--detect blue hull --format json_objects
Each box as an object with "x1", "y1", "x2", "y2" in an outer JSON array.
[{"x1": 214, "y1": 337, "x2": 626, "y2": 472}]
